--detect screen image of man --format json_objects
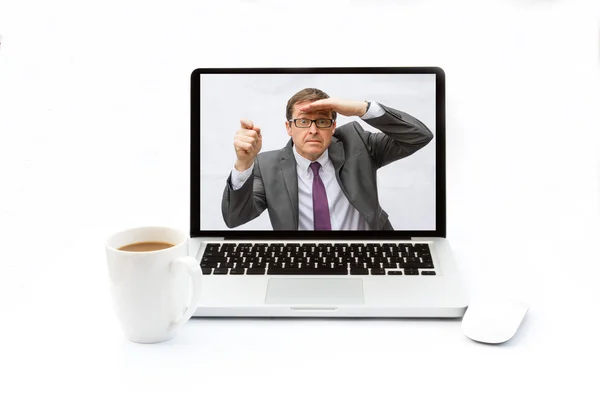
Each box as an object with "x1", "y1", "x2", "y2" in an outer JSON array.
[{"x1": 221, "y1": 88, "x2": 434, "y2": 230}]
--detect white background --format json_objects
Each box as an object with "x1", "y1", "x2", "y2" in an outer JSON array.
[
  {"x1": 1, "y1": 0, "x2": 600, "y2": 399},
  {"x1": 200, "y1": 73, "x2": 437, "y2": 230}
]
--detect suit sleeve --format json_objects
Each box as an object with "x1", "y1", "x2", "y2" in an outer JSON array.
[
  {"x1": 221, "y1": 158, "x2": 267, "y2": 228},
  {"x1": 356, "y1": 103, "x2": 434, "y2": 169}
]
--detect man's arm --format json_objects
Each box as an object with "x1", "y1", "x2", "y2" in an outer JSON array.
[
  {"x1": 221, "y1": 119, "x2": 267, "y2": 228},
  {"x1": 230, "y1": 162, "x2": 254, "y2": 190},
  {"x1": 221, "y1": 158, "x2": 267, "y2": 228},
  {"x1": 299, "y1": 98, "x2": 433, "y2": 169},
  {"x1": 358, "y1": 102, "x2": 434, "y2": 168}
]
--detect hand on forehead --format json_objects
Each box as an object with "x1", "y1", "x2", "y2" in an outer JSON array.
[{"x1": 295, "y1": 101, "x2": 332, "y2": 118}]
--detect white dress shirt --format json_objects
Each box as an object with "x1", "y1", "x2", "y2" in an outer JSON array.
[{"x1": 229, "y1": 101, "x2": 385, "y2": 230}]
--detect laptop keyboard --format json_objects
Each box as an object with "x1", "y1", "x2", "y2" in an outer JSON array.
[{"x1": 200, "y1": 242, "x2": 436, "y2": 276}]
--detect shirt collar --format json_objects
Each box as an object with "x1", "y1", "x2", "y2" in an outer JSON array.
[{"x1": 292, "y1": 143, "x2": 330, "y2": 174}]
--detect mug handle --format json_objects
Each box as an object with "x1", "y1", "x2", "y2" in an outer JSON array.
[{"x1": 169, "y1": 256, "x2": 203, "y2": 328}]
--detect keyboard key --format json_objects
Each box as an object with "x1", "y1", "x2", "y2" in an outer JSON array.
[
  {"x1": 400, "y1": 263, "x2": 421, "y2": 269},
  {"x1": 268, "y1": 268, "x2": 347, "y2": 275},
  {"x1": 267, "y1": 268, "x2": 301, "y2": 275},
  {"x1": 202, "y1": 255, "x2": 226, "y2": 262},
  {"x1": 388, "y1": 271, "x2": 403, "y2": 275},
  {"x1": 213, "y1": 268, "x2": 229, "y2": 275},
  {"x1": 421, "y1": 271, "x2": 436, "y2": 275},
  {"x1": 350, "y1": 268, "x2": 369, "y2": 275},
  {"x1": 201, "y1": 268, "x2": 212, "y2": 275},
  {"x1": 404, "y1": 269, "x2": 419, "y2": 275},
  {"x1": 230, "y1": 269, "x2": 245, "y2": 275},
  {"x1": 371, "y1": 269, "x2": 386, "y2": 275},
  {"x1": 246, "y1": 268, "x2": 266, "y2": 275},
  {"x1": 200, "y1": 260, "x2": 218, "y2": 267}
]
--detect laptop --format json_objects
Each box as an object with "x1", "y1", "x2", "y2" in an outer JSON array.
[{"x1": 188, "y1": 67, "x2": 468, "y2": 317}]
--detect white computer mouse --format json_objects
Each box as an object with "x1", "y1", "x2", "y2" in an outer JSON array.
[{"x1": 461, "y1": 299, "x2": 529, "y2": 344}]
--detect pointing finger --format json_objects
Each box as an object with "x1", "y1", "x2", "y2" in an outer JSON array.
[{"x1": 240, "y1": 119, "x2": 254, "y2": 129}]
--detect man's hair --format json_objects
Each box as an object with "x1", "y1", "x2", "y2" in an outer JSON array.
[{"x1": 286, "y1": 88, "x2": 337, "y2": 122}]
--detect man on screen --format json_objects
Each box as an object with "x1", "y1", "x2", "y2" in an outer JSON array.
[{"x1": 221, "y1": 88, "x2": 433, "y2": 230}]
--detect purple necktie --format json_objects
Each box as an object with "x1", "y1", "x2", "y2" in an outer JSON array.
[{"x1": 310, "y1": 162, "x2": 331, "y2": 230}]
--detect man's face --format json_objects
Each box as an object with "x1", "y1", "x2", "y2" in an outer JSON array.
[{"x1": 285, "y1": 100, "x2": 336, "y2": 161}]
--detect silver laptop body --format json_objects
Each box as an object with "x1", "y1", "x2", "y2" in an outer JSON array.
[{"x1": 189, "y1": 67, "x2": 468, "y2": 318}]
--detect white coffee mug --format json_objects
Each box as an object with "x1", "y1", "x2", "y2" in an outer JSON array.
[{"x1": 105, "y1": 226, "x2": 202, "y2": 343}]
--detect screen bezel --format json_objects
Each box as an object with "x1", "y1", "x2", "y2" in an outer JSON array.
[{"x1": 190, "y1": 67, "x2": 446, "y2": 239}]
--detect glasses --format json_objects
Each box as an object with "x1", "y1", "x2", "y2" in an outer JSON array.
[{"x1": 289, "y1": 118, "x2": 335, "y2": 129}]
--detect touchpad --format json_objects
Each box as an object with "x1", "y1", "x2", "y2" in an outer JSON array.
[{"x1": 265, "y1": 278, "x2": 364, "y2": 305}]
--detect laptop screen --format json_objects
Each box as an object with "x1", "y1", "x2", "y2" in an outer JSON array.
[{"x1": 191, "y1": 68, "x2": 445, "y2": 238}]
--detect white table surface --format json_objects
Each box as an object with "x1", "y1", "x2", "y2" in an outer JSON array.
[
  {"x1": 2, "y1": 228, "x2": 600, "y2": 399},
  {"x1": 1, "y1": 0, "x2": 600, "y2": 398}
]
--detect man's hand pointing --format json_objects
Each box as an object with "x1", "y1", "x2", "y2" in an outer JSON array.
[{"x1": 234, "y1": 119, "x2": 262, "y2": 171}]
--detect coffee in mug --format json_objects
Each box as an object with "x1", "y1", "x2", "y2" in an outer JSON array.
[
  {"x1": 105, "y1": 226, "x2": 202, "y2": 344},
  {"x1": 118, "y1": 241, "x2": 175, "y2": 252}
]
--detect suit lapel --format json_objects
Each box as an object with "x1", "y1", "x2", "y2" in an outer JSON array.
[
  {"x1": 279, "y1": 140, "x2": 299, "y2": 229},
  {"x1": 329, "y1": 137, "x2": 350, "y2": 201},
  {"x1": 328, "y1": 137, "x2": 345, "y2": 176},
  {"x1": 328, "y1": 136, "x2": 372, "y2": 222}
]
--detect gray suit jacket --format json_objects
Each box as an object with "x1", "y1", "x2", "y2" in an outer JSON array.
[{"x1": 221, "y1": 103, "x2": 434, "y2": 230}]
